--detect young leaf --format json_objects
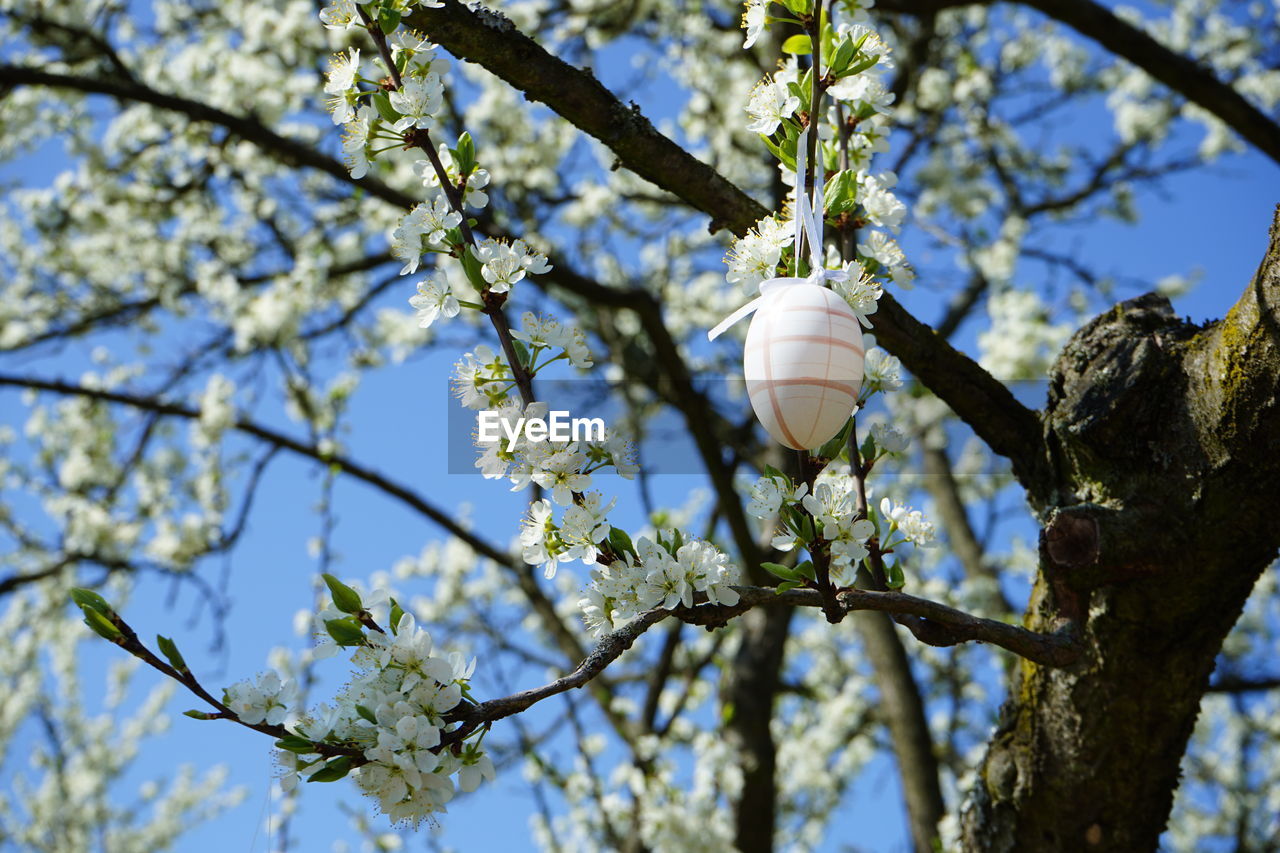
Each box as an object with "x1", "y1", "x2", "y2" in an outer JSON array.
[
  {"x1": 156, "y1": 635, "x2": 187, "y2": 672},
  {"x1": 322, "y1": 574, "x2": 363, "y2": 614},
  {"x1": 762, "y1": 464, "x2": 788, "y2": 484},
  {"x1": 455, "y1": 132, "x2": 476, "y2": 174},
  {"x1": 461, "y1": 246, "x2": 488, "y2": 291},
  {"x1": 70, "y1": 587, "x2": 111, "y2": 614},
  {"x1": 81, "y1": 607, "x2": 122, "y2": 641},
  {"x1": 781, "y1": 34, "x2": 813, "y2": 55},
  {"x1": 817, "y1": 417, "x2": 855, "y2": 459},
  {"x1": 512, "y1": 339, "x2": 531, "y2": 371},
  {"x1": 183, "y1": 710, "x2": 214, "y2": 720},
  {"x1": 307, "y1": 756, "x2": 354, "y2": 783},
  {"x1": 377, "y1": 7, "x2": 401, "y2": 33},
  {"x1": 885, "y1": 561, "x2": 906, "y2": 590},
  {"x1": 389, "y1": 597, "x2": 405, "y2": 633},
  {"x1": 275, "y1": 735, "x2": 318, "y2": 754},
  {"x1": 761, "y1": 561, "x2": 799, "y2": 581},
  {"x1": 355, "y1": 704, "x2": 378, "y2": 725},
  {"x1": 776, "y1": 580, "x2": 805, "y2": 594},
  {"x1": 794, "y1": 560, "x2": 816, "y2": 581},
  {"x1": 372, "y1": 91, "x2": 400, "y2": 124},
  {"x1": 607, "y1": 527, "x2": 636, "y2": 557},
  {"x1": 324, "y1": 617, "x2": 366, "y2": 647}
]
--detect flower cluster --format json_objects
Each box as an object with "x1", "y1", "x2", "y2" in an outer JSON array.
[
  {"x1": 320, "y1": 22, "x2": 453, "y2": 182},
  {"x1": 768, "y1": 479, "x2": 876, "y2": 579},
  {"x1": 879, "y1": 498, "x2": 937, "y2": 549},
  {"x1": 393, "y1": 193, "x2": 462, "y2": 275},
  {"x1": 511, "y1": 312, "x2": 593, "y2": 369},
  {"x1": 471, "y1": 400, "x2": 635, "y2": 522},
  {"x1": 452, "y1": 345, "x2": 512, "y2": 410},
  {"x1": 744, "y1": 465, "x2": 936, "y2": 586},
  {"x1": 415, "y1": 148, "x2": 491, "y2": 209},
  {"x1": 472, "y1": 238, "x2": 552, "y2": 294},
  {"x1": 225, "y1": 671, "x2": 297, "y2": 726},
  {"x1": 725, "y1": 215, "x2": 794, "y2": 288},
  {"x1": 261, "y1": 584, "x2": 491, "y2": 827},
  {"x1": 579, "y1": 534, "x2": 742, "y2": 636},
  {"x1": 520, "y1": 494, "x2": 613, "y2": 578},
  {"x1": 726, "y1": 5, "x2": 914, "y2": 303}
]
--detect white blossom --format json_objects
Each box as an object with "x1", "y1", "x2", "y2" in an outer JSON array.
[
  {"x1": 390, "y1": 76, "x2": 445, "y2": 132},
  {"x1": 408, "y1": 271, "x2": 460, "y2": 329},
  {"x1": 745, "y1": 77, "x2": 800, "y2": 135}
]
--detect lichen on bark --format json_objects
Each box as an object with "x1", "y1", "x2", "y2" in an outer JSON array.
[{"x1": 962, "y1": 208, "x2": 1280, "y2": 852}]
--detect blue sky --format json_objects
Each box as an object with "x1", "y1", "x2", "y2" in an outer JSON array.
[{"x1": 2, "y1": 7, "x2": 1278, "y2": 853}]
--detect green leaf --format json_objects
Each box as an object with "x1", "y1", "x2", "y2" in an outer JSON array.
[
  {"x1": 183, "y1": 709, "x2": 214, "y2": 720},
  {"x1": 776, "y1": 579, "x2": 805, "y2": 594},
  {"x1": 81, "y1": 607, "x2": 122, "y2": 641},
  {"x1": 761, "y1": 561, "x2": 799, "y2": 581},
  {"x1": 322, "y1": 574, "x2": 363, "y2": 614},
  {"x1": 830, "y1": 36, "x2": 857, "y2": 76},
  {"x1": 70, "y1": 587, "x2": 111, "y2": 614},
  {"x1": 389, "y1": 597, "x2": 405, "y2": 633},
  {"x1": 781, "y1": 33, "x2": 812, "y2": 55},
  {"x1": 455, "y1": 132, "x2": 476, "y2": 174},
  {"x1": 355, "y1": 704, "x2": 378, "y2": 725},
  {"x1": 779, "y1": 0, "x2": 811, "y2": 14},
  {"x1": 824, "y1": 170, "x2": 860, "y2": 217},
  {"x1": 607, "y1": 527, "x2": 636, "y2": 557},
  {"x1": 817, "y1": 417, "x2": 855, "y2": 460},
  {"x1": 377, "y1": 7, "x2": 401, "y2": 33},
  {"x1": 512, "y1": 339, "x2": 531, "y2": 371},
  {"x1": 307, "y1": 756, "x2": 354, "y2": 783},
  {"x1": 372, "y1": 91, "x2": 400, "y2": 124},
  {"x1": 859, "y1": 432, "x2": 877, "y2": 464},
  {"x1": 885, "y1": 561, "x2": 906, "y2": 590},
  {"x1": 156, "y1": 635, "x2": 187, "y2": 672},
  {"x1": 762, "y1": 464, "x2": 788, "y2": 484},
  {"x1": 794, "y1": 560, "x2": 816, "y2": 581},
  {"x1": 461, "y1": 246, "x2": 488, "y2": 291},
  {"x1": 324, "y1": 616, "x2": 366, "y2": 647},
  {"x1": 275, "y1": 735, "x2": 318, "y2": 754},
  {"x1": 669, "y1": 528, "x2": 685, "y2": 554}
]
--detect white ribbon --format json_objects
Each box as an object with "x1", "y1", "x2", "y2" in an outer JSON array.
[{"x1": 707, "y1": 125, "x2": 847, "y2": 342}]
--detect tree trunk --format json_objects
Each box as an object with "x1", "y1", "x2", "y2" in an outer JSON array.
[
  {"x1": 724, "y1": 606, "x2": 793, "y2": 853},
  {"x1": 962, "y1": 210, "x2": 1280, "y2": 850}
]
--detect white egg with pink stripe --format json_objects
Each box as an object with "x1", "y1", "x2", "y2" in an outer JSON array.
[{"x1": 743, "y1": 278, "x2": 865, "y2": 451}]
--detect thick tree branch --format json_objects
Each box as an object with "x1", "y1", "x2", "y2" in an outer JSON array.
[
  {"x1": 876, "y1": 0, "x2": 1280, "y2": 168},
  {"x1": 446, "y1": 580, "x2": 1080, "y2": 744},
  {"x1": 0, "y1": 65, "x2": 418, "y2": 211}
]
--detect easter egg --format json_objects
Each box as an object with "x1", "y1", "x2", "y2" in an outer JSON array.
[{"x1": 743, "y1": 279, "x2": 865, "y2": 451}]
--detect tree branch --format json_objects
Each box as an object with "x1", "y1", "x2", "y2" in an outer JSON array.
[
  {"x1": 876, "y1": 0, "x2": 1280, "y2": 168},
  {"x1": 0, "y1": 373, "x2": 512, "y2": 567},
  {"x1": 0, "y1": 65, "x2": 417, "y2": 211}
]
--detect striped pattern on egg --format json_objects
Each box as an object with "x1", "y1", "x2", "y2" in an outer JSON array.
[{"x1": 743, "y1": 280, "x2": 865, "y2": 451}]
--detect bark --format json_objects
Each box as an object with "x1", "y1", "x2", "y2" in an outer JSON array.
[
  {"x1": 855, "y1": 613, "x2": 946, "y2": 852},
  {"x1": 722, "y1": 607, "x2": 793, "y2": 853},
  {"x1": 961, "y1": 209, "x2": 1280, "y2": 851}
]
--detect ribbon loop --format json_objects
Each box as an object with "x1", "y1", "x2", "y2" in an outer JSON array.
[{"x1": 708, "y1": 125, "x2": 841, "y2": 342}]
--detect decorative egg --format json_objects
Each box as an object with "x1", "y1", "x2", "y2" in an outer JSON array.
[{"x1": 743, "y1": 279, "x2": 865, "y2": 451}]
